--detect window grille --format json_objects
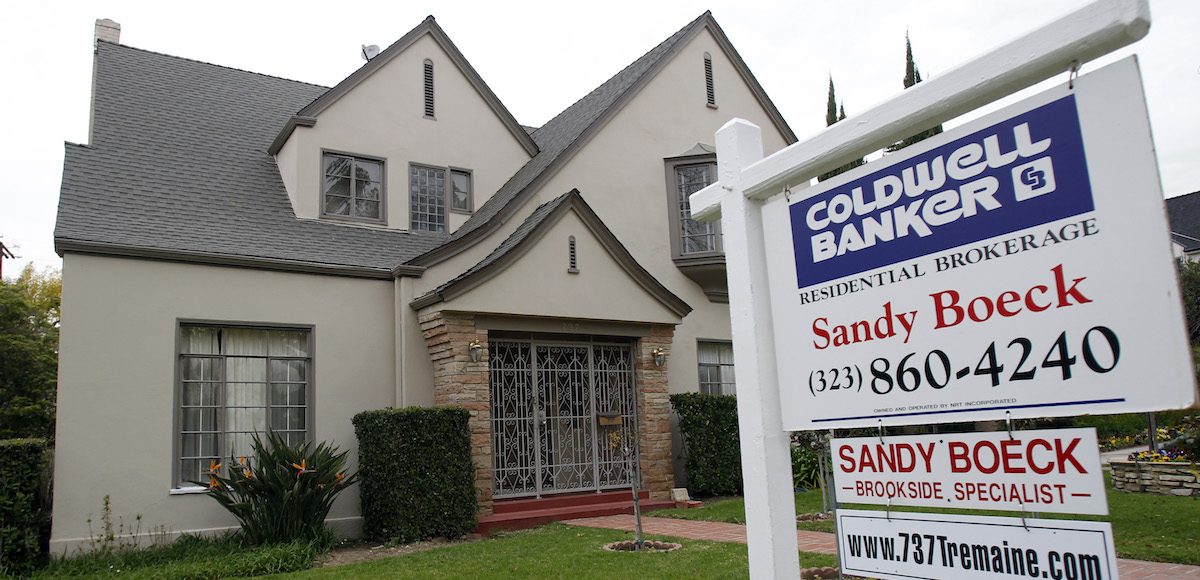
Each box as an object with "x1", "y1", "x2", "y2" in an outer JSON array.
[
  {"x1": 423, "y1": 60, "x2": 435, "y2": 118},
  {"x1": 676, "y1": 163, "x2": 719, "y2": 253},
  {"x1": 410, "y1": 164, "x2": 447, "y2": 232},
  {"x1": 698, "y1": 340, "x2": 735, "y2": 395},
  {"x1": 322, "y1": 153, "x2": 383, "y2": 221},
  {"x1": 177, "y1": 325, "x2": 310, "y2": 487}
]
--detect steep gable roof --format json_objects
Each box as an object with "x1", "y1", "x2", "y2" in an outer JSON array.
[
  {"x1": 411, "y1": 190, "x2": 692, "y2": 318},
  {"x1": 1167, "y1": 190, "x2": 1200, "y2": 253},
  {"x1": 267, "y1": 16, "x2": 538, "y2": 157},
  {"x1": 406, "y1": 11, "x2": 796, "y2": 267},
  {"x1": 55, "y1": 41, "x2": 446, "y2": 277}
]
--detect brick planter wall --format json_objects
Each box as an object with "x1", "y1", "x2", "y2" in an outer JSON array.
[{"x1": 1110, "y1": 460, "x2": 1200, "y2": 496}]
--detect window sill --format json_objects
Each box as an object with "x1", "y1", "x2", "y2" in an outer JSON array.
[{"x1": 169, "y1": 486, "x2": 208, "y2": 496}]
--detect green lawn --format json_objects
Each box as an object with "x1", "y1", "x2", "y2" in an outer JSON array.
[
  {"x1": 651, "y1": 476, "x2": 1200, "y2": 565},
  {"x1": 269, "y1": 525, "x2": 837, "y2": 579}
]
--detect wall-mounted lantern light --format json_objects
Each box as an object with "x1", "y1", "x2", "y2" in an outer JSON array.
[
  {"x1": 469, "y1": 339, "x2": 483, "y2": 363},
  {"x1": 651, "y1": 347, "x2": 666, "y2": 367}
]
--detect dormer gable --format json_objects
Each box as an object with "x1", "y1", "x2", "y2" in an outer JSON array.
[{"x1": 272, "y1": 17, "x2": 537, "y2": 233}]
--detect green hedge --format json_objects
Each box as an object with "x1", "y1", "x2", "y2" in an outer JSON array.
[
  {"x1": 0, "y1": 438, "x2": 49, "y2": 576},
  {"x1": 670, "y1": 394, "x2": 742, "y2": 496},
  {"x1": 352, "y1": 407, "x2": 476, "y2": 543}
]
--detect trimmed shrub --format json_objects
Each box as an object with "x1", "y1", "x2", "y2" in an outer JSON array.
[
  {"x1": 201, "y1": 431, "x2": 356, "y2": 547},
  {"x1": 353, "y1": 407, "x2": 476, "y2": 543},
  {"x1": 0, "y1": 438, "x2": 49, "y2": 576},
  {"x1": 669, "y1": 393, "x2": 742, "y2": 496}
]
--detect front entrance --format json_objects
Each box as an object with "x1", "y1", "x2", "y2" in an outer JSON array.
[{"x1": 488, "y1": 338, "x2": 638, "y2": 498}]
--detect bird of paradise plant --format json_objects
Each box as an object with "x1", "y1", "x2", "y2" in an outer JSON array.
[{"x1": 196, "y1": 431, "x2": 357, "y2": 546}]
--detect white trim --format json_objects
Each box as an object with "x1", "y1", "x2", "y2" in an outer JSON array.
[{"x1": 168, "y1": 486, "x2": 207, "y2": 495}]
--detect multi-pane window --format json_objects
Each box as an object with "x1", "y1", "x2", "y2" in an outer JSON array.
[
  {"x1": 323, "y1": 153, "x2": 383, "y2": 221},
  {"x1": 410, "y1": 165, "x2": 447, "y2": 232},
  {"x1": 698, "y1": 341, "x2": 735, "y2": 396},
  {"x1": 411, "y1": 165, "x2": 473, "y2": 231},
  {"x1": 178, "y1": 325, "x2": 310, "y2": 487},
  {"x1": 676, "y1": 162, "x2": 719, "y2": 253}
]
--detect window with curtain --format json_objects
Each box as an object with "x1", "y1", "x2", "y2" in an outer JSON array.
[
  {"x1": 178, "y1": 325, "x2": 310, "y2": 487},
  {"x1": 698, "y1": 340, "x2": 735, "y2": 396}
]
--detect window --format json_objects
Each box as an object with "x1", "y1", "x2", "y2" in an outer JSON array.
[
  {"x1": 703, "y1": 52, "x2": 716, "y2": 107},
  {"x1": 177, "y1": 324, "x2": 310, "y2": 487},
  {"x1": 423, "y1": 59, "x2": 435, "y2": 118},
  {"x1": 674, "y1": 162, "x2": 719, "y2": 254},
  {"x1": 698, "y1": 341, "x2": 735, "y2": 396},
  {"x1": 322, "y1": 153, "x2": 383, "y2": 222},
  {"x1": 410, "y1": 165, "x2": 473, "y2": 231},
  {"x1": 450, "y1": 169, "x2": 472, "y2": 213}
]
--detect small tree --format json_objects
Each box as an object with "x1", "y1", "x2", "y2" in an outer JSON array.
[
  {"x1": 818, "y1": 76, "x2": 865, "y2": 182},
  {"x1": 0, "y1": 265, "x2": 60, "y2": 440}
]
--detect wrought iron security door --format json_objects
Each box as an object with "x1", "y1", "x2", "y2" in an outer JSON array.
[{"x1": 490, "y1": 339, "x2": 637, "y2": 498}]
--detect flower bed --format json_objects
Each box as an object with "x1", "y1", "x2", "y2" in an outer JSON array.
[{"x1": 1110, "y1": 460, "x2": 1200, "y2": 496}]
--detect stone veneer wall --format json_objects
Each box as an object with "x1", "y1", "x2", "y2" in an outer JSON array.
[
  {"x1": 1110, "y1": 460, "x2": 1200, "y2": 496},
  {"x1": 419, "y1": 310, "x2": 677, "y2": 516}
]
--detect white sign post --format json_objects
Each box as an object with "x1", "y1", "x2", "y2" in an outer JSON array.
[
  {"x1": 832, "y1": 429, "x2": 1107, "y2": 515},
  {"x1": 694, "y1": 1, "x2": 1166, "y2": 577}
]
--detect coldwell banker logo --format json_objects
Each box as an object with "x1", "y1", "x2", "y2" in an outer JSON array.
[{"x1": 790, "y1": 95, "x2": 1094, "y2": 289}]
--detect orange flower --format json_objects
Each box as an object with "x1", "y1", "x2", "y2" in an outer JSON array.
[
  {"x1": 335, "y1": 472, "x2": 346, "y2": 486},
  {"x1": 238, "y1": 456, "x2": 247, "y2": 466},
  {"x1": 208, "y1": 476, "x2": 220, "y2": 489},
  {"x1": 243, "y1": 468, "x2": 253, "y2": 479},
  {"x1": 292, "y1": 459, "x2": 307, "y2": 472},
  {"x1": 207, "y1": 460, "x2": 222, "y2": 475}
]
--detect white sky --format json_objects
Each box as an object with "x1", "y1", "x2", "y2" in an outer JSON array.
[{"x1": 2, "y1": 0, "x2": 1197, "y2": 275}]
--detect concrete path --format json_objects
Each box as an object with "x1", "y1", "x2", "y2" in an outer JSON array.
[{"x1": 566, "y1": 514, "x2": 1200, "y2": 579}]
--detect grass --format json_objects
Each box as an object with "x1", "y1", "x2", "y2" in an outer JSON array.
[
  {"x1": 651, "y1": 474, "x2": 1200, "y2": 565},
  {"x1": 269, "y1": 525, "x2": 838, "y2": 579},
  {"x1": 32, "y1": 534, "x2": 320, "y2": 579}
]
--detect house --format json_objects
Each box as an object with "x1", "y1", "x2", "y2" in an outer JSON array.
[
  {"x1": 50, "y1": 13, "x2": 795, "y2": 552},
  {"x1": 1166, "y1": 190, "x2": 1200, "y2": 261}
]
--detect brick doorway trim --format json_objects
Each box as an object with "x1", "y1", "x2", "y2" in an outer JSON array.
[{"x1": 419, "y1": 310, "x2": 674, "y2": 517}]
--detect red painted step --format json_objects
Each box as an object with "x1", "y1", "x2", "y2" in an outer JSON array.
[{"x1": 477, "y1": 491, "x2": 674, "y2": 535}]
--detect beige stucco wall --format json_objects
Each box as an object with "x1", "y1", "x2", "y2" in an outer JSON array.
[
  {"x1": 51, "y1": 254, "x2": 396, "y2": 553},
  {"x1": 275, "y1": 33, "x2": 531, "y2": 232},
  {"x1": 411, "y1": 27, "x2": 791, "y2": 397}
]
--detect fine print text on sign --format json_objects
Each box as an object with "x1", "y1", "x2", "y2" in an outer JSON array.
[
  {"x1": 831, "y1": 429, "x2": 1106, "y2": 515},
  {"x1": 764, "y1": 57, "x2": 1196, "y2": 430},
  {"x1": 836, "y1": 509, "x2": 1118, "y2": 580}
]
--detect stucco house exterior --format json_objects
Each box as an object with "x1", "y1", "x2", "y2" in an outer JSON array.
[{"x1": 50, "y1": 13, "x2": 795, "y2": 552}]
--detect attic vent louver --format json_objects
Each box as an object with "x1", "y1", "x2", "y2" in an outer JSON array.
[
  {"x1": 423, "y1": 59, "x2": 435, "y2": 118},
  {"x1": 568, "y1": 236, "x2": 579, "y2": 273},
  {"x1": 704, "y1": 52, "x2": 715, "y2": 107}
]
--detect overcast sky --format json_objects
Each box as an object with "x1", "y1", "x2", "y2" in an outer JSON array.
[{"x1": 2, "y1": 0, "x2": 1197, "y2": 275}]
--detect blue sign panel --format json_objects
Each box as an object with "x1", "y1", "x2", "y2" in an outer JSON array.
[{"x1": 790, "y1": 95, "x2": 1094, "y2": 289}]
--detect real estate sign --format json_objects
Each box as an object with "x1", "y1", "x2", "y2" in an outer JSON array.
[
  {"x1": 836, "y1": 509, "x2": 1118, "y2": 580},
  {"x1": 763, "y1": 56, "x2": 1196, "y2": 430},
  {"x1": 831, "y1": 428, "x2": 1106, "y2": 515}
]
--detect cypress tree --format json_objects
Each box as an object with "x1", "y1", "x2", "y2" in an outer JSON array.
[
  {"x1": 819, "y1": 76, "x2": 865, "y2": 182},
  {"x1": 826, "y1": 77, "x2": 838, "y2": 127},
  {"x1": 889, "y1": 32, "x2": 943, "y2": 152}
]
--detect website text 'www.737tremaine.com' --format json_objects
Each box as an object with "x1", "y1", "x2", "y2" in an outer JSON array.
[{"x1": 844, "y1": 530, "x2": 1105, "y2": 579}]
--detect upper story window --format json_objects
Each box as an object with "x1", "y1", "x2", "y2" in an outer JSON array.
[
  {"x1": 698, "y1": 340, "x2": 735, "y2": 395},
  {"x1": 411, "y1": 165, "x2": 473, "y2": 232},
  {"x1": 423, "y1": 59, "x2": 435, "y2": 118},
  {"x1": 177, "y1": 324, "x2": 311, "y2": 488},
  {"x1": 703, "y1": 52, "x2": 716, "y2": 107},
  {"x1": 670, "y1": 160, "x2": 720, "y2": 255},
  {"x1": 322, "y1": 153, "x2": 384, "y2": 222}
]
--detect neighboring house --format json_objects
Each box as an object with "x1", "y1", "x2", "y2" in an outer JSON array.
[
  {"x1": 50, "y1": 13, "x2": 795, "y2": 551},
  {"x1": 1166, "y1": 190, "x2": 1200, "y2": 261}
]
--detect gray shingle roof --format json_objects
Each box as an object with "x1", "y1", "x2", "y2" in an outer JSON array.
[
  {"x1": 55, "y1": 42, "x2": 448, "y2": 277},
  {"x1": 1166, "y1": 191, "x2": 1200, "y2": 252}
]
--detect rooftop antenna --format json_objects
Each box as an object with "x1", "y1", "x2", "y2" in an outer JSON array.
[{"x1": 361, "y1": 44, "x2": 380, "y2": 62}]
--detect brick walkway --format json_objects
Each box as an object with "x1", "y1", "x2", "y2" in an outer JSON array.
[{"x1": 566, "y1": 514, "x2": 1200, "y2": 579}]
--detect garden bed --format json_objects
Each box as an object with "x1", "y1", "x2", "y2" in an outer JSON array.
[{"x1": 1110, "y1": 460, "x2": 1200, "y2": 496}]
